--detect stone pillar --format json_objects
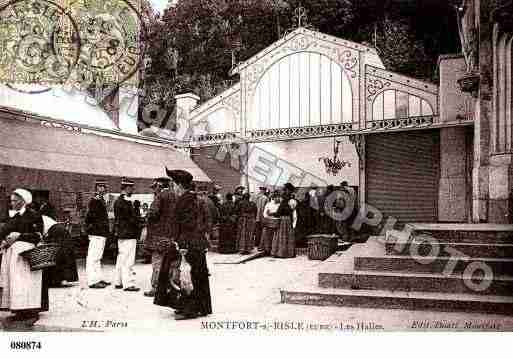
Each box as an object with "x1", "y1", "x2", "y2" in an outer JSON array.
[
  {"x1": 175, "y1": 93, "x2": 200, "y2": 141},
  {"x1": 440, "y1": 127, "x2": 471, "y2": 222},
  {"x1": 488, "y1": 17, "x2": 513, "y2": 223},
  {"x1": 472, "y1": 0, "x2": 493, "y2": 222}
]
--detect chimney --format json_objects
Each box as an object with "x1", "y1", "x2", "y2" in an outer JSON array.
[{"x1": 175, "y1": 92, "x2": 200, "y2": 141}]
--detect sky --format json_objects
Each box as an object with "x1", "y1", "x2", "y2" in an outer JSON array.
[{"x1": 149, "y1": 0, "x2": 173, "y2": 13}]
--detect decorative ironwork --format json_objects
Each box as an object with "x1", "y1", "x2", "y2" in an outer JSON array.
[
  {"x1": 366, "y1": 66, "x2": 438, "y2": 94},
  {"x1": 282, "y1": 6, "x2": 318, "y2": 39},
  {"x1": 246, "y1": 123, "x2": 355, "y2": 142},
  {"x1": 365, "y1": 115, "x2": 436, "y2": 131},
  {"x1": 189, "y1": 132, "x2": 240, "y2": 146},
  {"x1": 319, "y1": 138, "x2": 351, "y2": 176},
  {"x1": 367, "y1": 78, "x2": 391, "y2": 101},
  {"x1": 283, "y1": 35, "x2": 313, "y2": 52},
  {"x1": 294, "y1": 7, "x2": 308, "y2": 28},
  {"x1": 337, "y1": 50, "x2": 358, "y2": 78}
]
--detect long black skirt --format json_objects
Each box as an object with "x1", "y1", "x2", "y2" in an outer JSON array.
[
  {"x1": 154, "y1": 248, "x2": 182, "y2": 309},
  {"x1": 181, "y1": 249, "x2": 212, "y2": 316},
  {"x1": 45, "y1": 225, "x2": 79, "y2": 287},
  {"x1": 218, "y1": 222, "x2": 237, "y2": 254}
]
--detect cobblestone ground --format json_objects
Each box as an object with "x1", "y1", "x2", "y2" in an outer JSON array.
[{"x1": 1, "y1": 253, "x2": 513, "y2": 332}]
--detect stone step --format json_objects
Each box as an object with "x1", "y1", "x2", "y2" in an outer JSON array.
[
  {"x1": 355, "y1": 255, "x2": 513, "y2": 276},
  {"x1": 404, "y1": 223, "x2": 513, "y2": 244},
  {"x1": 385, "y1": 241, "x2": 513, "y2": 258},
  {"x1": 318, "y1": 271, "x2": 513, "y2": 296},
  {"x1": 280, "y1": 287, "x2": 513, "y2": 315}
]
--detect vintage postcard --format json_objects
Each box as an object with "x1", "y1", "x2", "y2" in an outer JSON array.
[{"x1": 0, "y1": 0, "x2": 513, "y2": 353}]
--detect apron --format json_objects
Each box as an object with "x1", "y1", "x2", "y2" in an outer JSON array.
[{"x1": 0, "y1": 241, "x2": 43, "y2": 311}]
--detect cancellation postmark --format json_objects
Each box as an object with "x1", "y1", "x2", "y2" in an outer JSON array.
[
  {"x1": 0, "y1": 0, "x2": 82, "y2": 93},
  {"x1": 0, "y1": 0, "x2": 146, "y2": 94}
]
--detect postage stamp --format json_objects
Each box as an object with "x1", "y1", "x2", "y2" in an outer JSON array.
[
  {"x1": 0, "y1": 0, "x2": 513, "y2": 356},
  {"x1": 0, "y1": 0, "x2": 146, "y2": 94}
]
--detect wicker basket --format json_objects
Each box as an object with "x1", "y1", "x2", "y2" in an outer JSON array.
[
  {"x1": 20, "y1": 243, "x2": 59, "y2": 271},
  {"x1": 307, "y1": 234, "x2": 339, "y2": 260}
]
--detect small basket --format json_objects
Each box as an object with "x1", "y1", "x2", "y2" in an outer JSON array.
[{"x1": 20, "y1": 243, "x2": 60, "y2": 271}]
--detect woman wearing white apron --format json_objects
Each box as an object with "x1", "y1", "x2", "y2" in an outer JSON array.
[{"x1": 0, "y1": 189, "x2": 47, "y2": 327}]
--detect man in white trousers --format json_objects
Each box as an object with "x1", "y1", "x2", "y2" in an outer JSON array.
[
  {"x1": 113, "y1": 178, "x2": 140, "y2": 292},
  {"x1": 85, "y1": 180, "x2": 111, "y2": 289}
]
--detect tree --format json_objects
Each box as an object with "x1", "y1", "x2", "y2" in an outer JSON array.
[{"x1": 139, "y1": 0, "x2": 461, "y2": 132}]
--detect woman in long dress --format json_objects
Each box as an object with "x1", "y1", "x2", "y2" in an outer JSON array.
[
  {"x1": 0, "y1": 189, "x2": 48, "y2": 327},
  {"x1": 218, "y1": 193, "x2": 238, "y2": 254},
  {"x1": 271, "y1": 184, "x2": 297, "y2": 258},
  {"x1": 42, "y1": 216, "x2": 79, "y2": 288},
  {"x1": 258, "y1": 192, "x2": 281, "y2": 255},
  {"x1": 237, "y1": 193, "x2": 257, "y2": 255}
]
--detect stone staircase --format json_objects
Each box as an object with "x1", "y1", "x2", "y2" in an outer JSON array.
[{"x1": 281, "y1": 223, "x2": 513, "y2": 315}]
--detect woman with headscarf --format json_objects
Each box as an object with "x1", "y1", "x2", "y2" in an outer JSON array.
[
  {"x1": 42, "y1": 216, "x2": 79, "y2": 288},
  {"x1": 237, "y1": 193, "x2": 257, "y2": 255},
  {"x1": 258, "y1": 191, "x2": 281, "y2": 255},
  {"x1": 218, "y1": 193, "x2": 238, "y2": 254},
  {"x1": 0, "y1": 189, "x2": 48, "y2": 326},
  {"x1": 271, "y1": 183, "x2": 297, "y2": 258}
]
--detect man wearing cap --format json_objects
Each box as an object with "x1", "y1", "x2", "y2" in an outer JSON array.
[
  {"x1": 144, "y1": 176, "x2": 176, "y2": 297},
  {"x1": 254, "y1": 186, "x2": 268, "y2": 248},
  {"x1": 165, "y1": 169, "x2": 212, "y2": 320},
  {"x1": 209, "y1": 184, "x2": 222, "y2": 207},
  {"x1": 0, "y1": 188, "x2": 47, "y2": 326},
  {"x1": 85, "y1": 180, "x2": 111, "y2": 289},
  {"x1": 234, "y1": 186, "x2": 245, "y2": 203},
  {"x1": 113, "y1": 179, "x2": 140, "y2": 292}
]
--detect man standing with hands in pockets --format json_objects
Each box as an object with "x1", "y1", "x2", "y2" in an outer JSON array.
[
  {"x1": 113, "y1": 178, "x2": 140, "y2": 292},
  {"x1": 85, "y1": 180, "x2": 111, "y2": 289}
]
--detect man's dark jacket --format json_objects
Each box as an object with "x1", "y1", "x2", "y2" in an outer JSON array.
[
  {"x1": 175, "y1": 191, "x2": 209, "y2": 251},
  {"x1": 145, "y1": 189, "x2": 177, "y2": 251},
  {"x1": 85, "y1": 195, "x2": 110, "y2": 237},
  {"x1": 114, "y1": 194, "x2": 139, "y2": 239}
]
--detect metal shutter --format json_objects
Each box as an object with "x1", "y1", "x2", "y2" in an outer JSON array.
[{"x1": 366, "y1": 130, "x2": 440, "y2": 223}]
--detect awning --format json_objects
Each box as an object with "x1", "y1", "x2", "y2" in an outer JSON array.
[{"x1": 0, "y1": 115, "x2": 211, "y2": 182}]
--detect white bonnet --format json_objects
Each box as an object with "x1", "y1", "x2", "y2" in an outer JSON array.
[{"x1": 13, "y1": 188, "x2": 32, "y2": 205}]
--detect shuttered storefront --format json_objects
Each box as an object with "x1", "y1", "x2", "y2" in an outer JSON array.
[{"x1": 366, "y1": 130, "x2": 440, "y2": 223}]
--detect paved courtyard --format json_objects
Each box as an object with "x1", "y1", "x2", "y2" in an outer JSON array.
[{"x1": 1, "y1": 252, "x2": 513, "y2": 332}]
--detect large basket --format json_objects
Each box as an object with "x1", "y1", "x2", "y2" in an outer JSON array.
[
  {"x1": 307, "y1": 234, "x2": 339, "y2": 260},
  {"x1": 20, "y1": 243, "x2": 60, "y2": 271}
]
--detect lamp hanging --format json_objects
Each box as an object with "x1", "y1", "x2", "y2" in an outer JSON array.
[{"x1": 319, "y1": 138, "x2": 351, "y2": 176}]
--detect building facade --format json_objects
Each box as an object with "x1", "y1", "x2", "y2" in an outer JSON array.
[{"x1": 176, "y1": 26, "x2": 476, "y2": 225}]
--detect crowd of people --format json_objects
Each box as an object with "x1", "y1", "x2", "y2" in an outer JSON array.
[
  {"x1": 205, "y1": 181, "x2": 355, "y2": 258},
  {"x1": 0, "y1": 169, "x2": 354, "y2": 328}
]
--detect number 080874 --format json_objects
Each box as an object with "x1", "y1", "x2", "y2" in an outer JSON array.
[{"x1": 10, "y1": 341, "x2": 42, "y2": 350}]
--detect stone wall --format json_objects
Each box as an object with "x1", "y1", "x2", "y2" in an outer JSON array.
[
  {"x1": 439, "y1": 126, "x2": 473, "y2": 222},
  {"x1": 438, "y1": 55, "x2": 476, "y2": 123}
]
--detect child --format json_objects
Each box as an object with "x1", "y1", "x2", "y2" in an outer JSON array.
[{"x1": 153, "y1": 241, "x2": 183, "y2": 309}]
